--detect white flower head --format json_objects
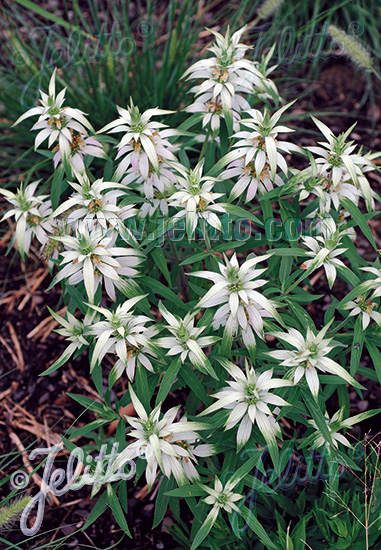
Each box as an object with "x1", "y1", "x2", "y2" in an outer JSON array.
[
  {"x1": 308, "y1": 407, "x2": 379, "y2": 450},
  {"x1": 200, "y1": 358, "x2": 291, "y2": 448},
  {"x1": 361, "y1": 264, "x2": 381, "y2": 299},
  {"x1": 203, "y1": 477, "x2": 244, "y2": 513},
  {"x1": 191, "y1": 252, "x2": 278, "y2": 337},
  {"x1": 301, "y1": 217, "x2": 349, "y2": 288},
  {"x1": 45, "y1": 308, "x2": 95, "y2": 372},
  {"x1": 98, "y1": 99, "x2": 178, "y2": 182},
  {"x1": 342, "y1": 294, "x2": 381, "y2": 329},
  {"x1": 307, "y1": 117, "x2": 376, "y2": 210},
  {"x1": 185, "y1": 92, "x2": 243, "y2": 135},
  {"x1": 169, "y1": 161, "x2": 226, "y2": 239},
  {"x1": 0, "y1": 181, "x2": 55, "y2": 257},
  {"x1": 183, "y1": 26, "x2": 279, "y2": 120},
  {"x1": 88, "y1": 295, "x2": 157, "y2": 380},
  {"x1": 221, "y1": 156, "x2": 284, "y2": 202},
  {"x1": 50, "y1": 221, "x2": 143, "y2": 302},
  {"x1": 53, "y1": 132, "x2": 105, "y2": 172},
  {"x1": 13, "y1": 69, "x2": 93, "y2": 159},
  {"x1": 299, "y1": 170, "x2": 362, "y2": 214},
  {"x1": 157, "y1": 302, "x2": 219, "y2": 377},
  {"x1": 220, "y1": 103, "x2": 301, "y2": 201},
  {"x1": 112, "y1": 386, "x2": 211, "y2": 487},
  {"x1": 308, "y1": 409, "x2": 351, "y2": 450},
  {"x1": 123, "y1": 158, "x2": 178, "y2": 198},
  {"x1": 52, "y1": 172, "x2": 136, "y2": 230},
  {"x1": 269, "y1": 322, "x2": 358, "y2": 397}
]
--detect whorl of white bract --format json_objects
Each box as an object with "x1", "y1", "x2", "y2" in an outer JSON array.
[
  {"x1": 257, "y1": 0, "x2": 284, "y2": 20},
  {"x1": 328, "y1": 25, "x2": 373, "y2": 71}
]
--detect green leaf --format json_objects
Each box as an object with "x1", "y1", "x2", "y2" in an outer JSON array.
[
  {"x1": 142, "y1": 218, "x2": 176, "y2": 253},
  {"x1": 190, "y1": 507, "x2": 219, "y2": 550},
  {"x1": 82, "y1": 490, "x2": 108, "y2": 530},
  {"x1": 40, "y1": 346, "x2": 76, "y2": 376},
  {"x1": 270, "y1": 248, "x2": 307, "y2": 257},
  {"x1": 155, "y1": 357, "x2": 182, "y2": 406},
  {"x1": 350, "y1": 316, "x2": 364, "y2": 376},
  {"x1": 67, "y1": 419, "x2": 109, "y2": 439},
  {"x1": 302, "y1": 389, "x2": 333, "y2": 446},
  {"x1": 135, "y1": 363, "x2": 151, "y2": 412},
  {"x1": 336, "y1": 265, "x2": 361, "y2": 288},
  {"x1": 340, "y1": 198, "x2": 377, "y2": 250},
  {"x1": 279, "y1": 256, "x2": 293, "y2": 286},
  {"x1": 12, "y1": 0, "x2": 91, "y2": 34},
  {"x1": 153, "y1": 477, "x2": 174, "y2": 528},
  {"x1": 219, "y1": 325, "x2": 233, "y2": 357},
  {"x1": 165, "y1": 484, "x2": 205, "y2": 498},
  {"x1": 51, "y1": 164, "x2": 66, "y2": 210},
  {"x1": 342, "y1": 408, "x2": 381, "y2": 427},
  {"x1": 238, "y1": 505, "x2": 276, "y2": 549},
  {"x1": 366, "y1": 341, "x2": 381, "y2": 384},
  {"x1": 221, "y1": 203, "x2": 264, "y2": 228},
  {"x1": 65, "y1": 284, "x2": 89, "y2": 315},
  {"x1": 151, "y1": 246, "x2": 171, "y2": 285},
  {"x1": 292, "y1": 517, "x2": 306, "y2": 550},
  {"x1": 142, "y1": 276, "x2": 188, "y2": 312},
  {"x1": 178, "y1": 369, "x2": 209, "y2": 405},
  {"x1": 91, "y1": 359, "x2": 104, "y2": 398},
  {"x1": 179, "y1": 251, "x2": 209, "y2": 266},
  {"x1": 67, "y1": 393, "x2": 115, "y2": 417},
  {"x1": 229, "y1": 451, "x2": 264, "y2": 488},
  {"x1": 107, "y1": 484, "x2": 132, "y2": 537}
]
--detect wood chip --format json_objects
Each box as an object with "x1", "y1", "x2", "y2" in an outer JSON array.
[{"x1": 6, "y1": 321, "x2": 24, "y2": 371}]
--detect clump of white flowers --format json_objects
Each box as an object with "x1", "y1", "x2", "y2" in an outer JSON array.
[
  {"x1": 3, "y1": 24, "x2": 381, "y2": 549},
  {"x1": 184, "y1": 26, "x2": 280, "y2": 134}
]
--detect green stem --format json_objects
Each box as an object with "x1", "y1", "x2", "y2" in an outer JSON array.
[
  {"x1": 283, "y1": 271, "x2": 308, "y2": 296},
  {"x1": 170, "y1": 240, "x2": 188, "y2": 301},
  {"x1": 328, "y1": 316, "x2": 351, "y2": 335},
  {"x1": 204, "y1": 225, "x2": 219, "y2": 270},
  {"x1": 198, "y1": 124, "x2": 212, "y2": 162}
]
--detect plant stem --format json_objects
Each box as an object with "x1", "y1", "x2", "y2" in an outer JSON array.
[
  {"x1": 204, "y1": 225, "x2": 219, "y2": 270},
  {"x1": 198, "y1": 124, "x2": 212, "y2": 162},
  {"x1": 328, "y1": 316, "x2": 351, "y2": 335},
  {"x1": 170, "y1": 240, "x2": 188, "y2": 301},
  {"x1": 283, "y1": 271, "x2": 308, "y2": 295}
]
